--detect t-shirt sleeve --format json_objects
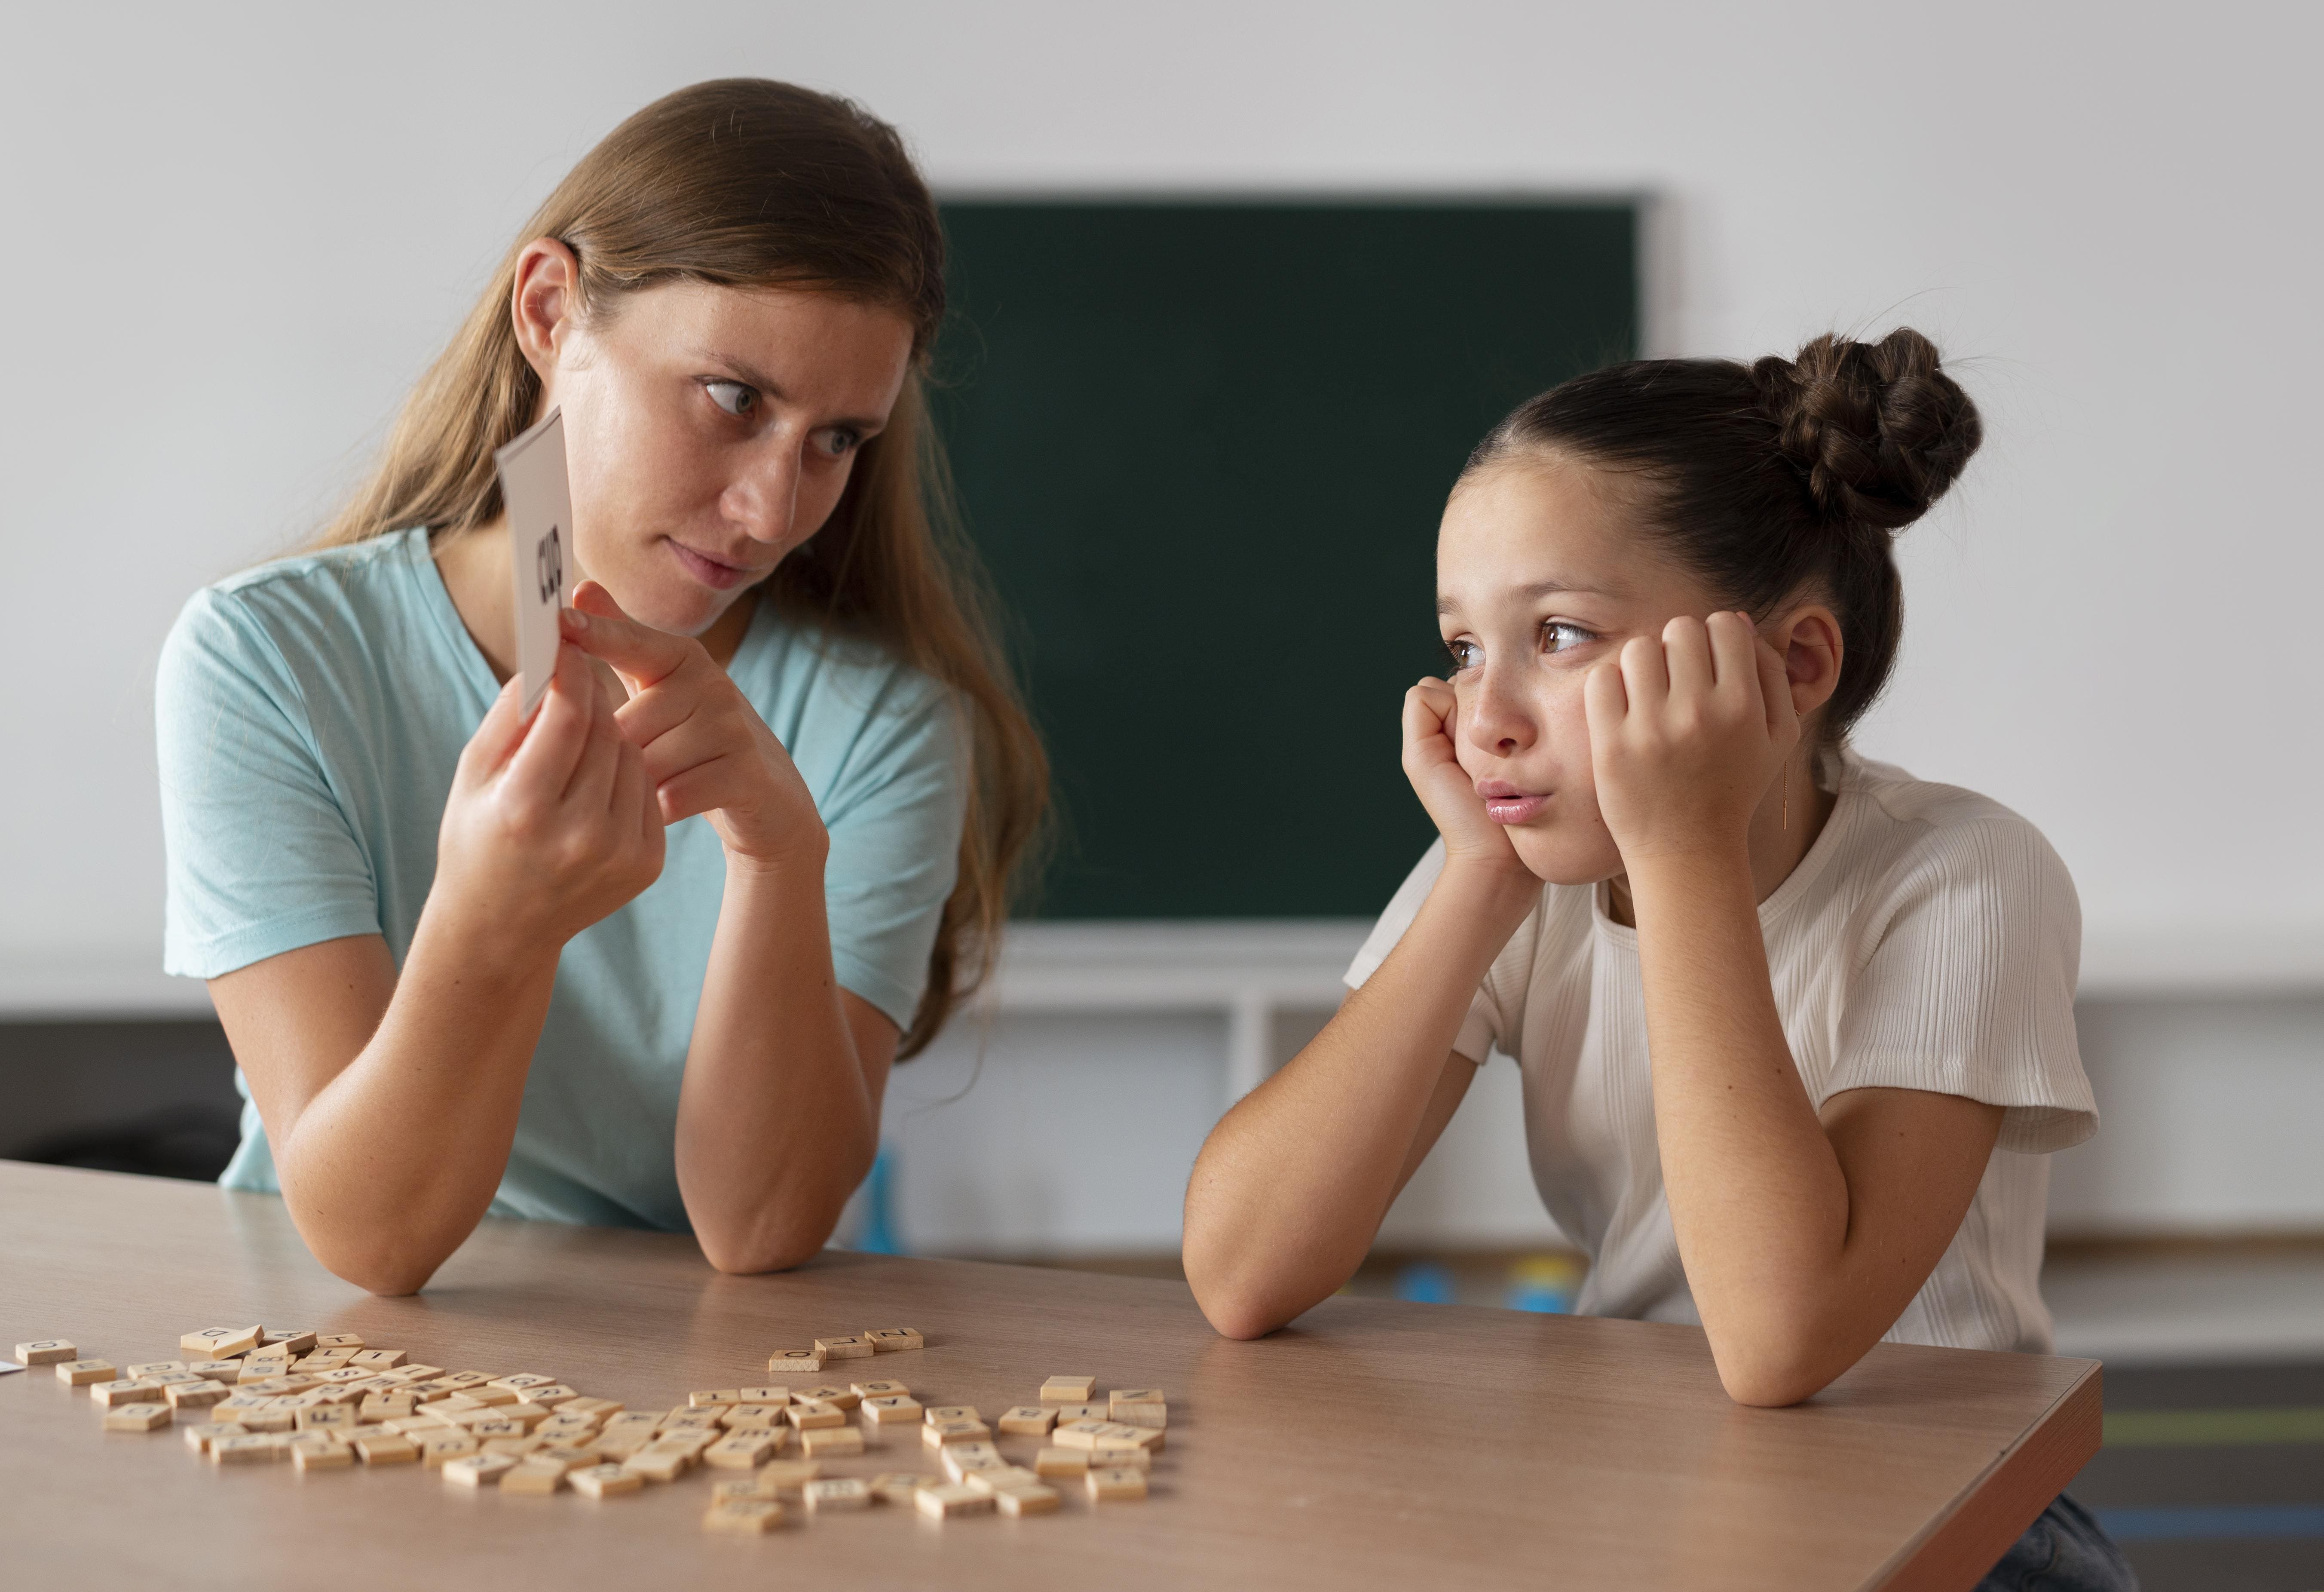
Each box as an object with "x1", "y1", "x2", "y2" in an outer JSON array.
[
  {"x1": 157, "y1": 587, "x2": 384, "y2": 980},
  {"x1": 1343, "y1": 839, "x2": 1500, "y2": 1065},
  {"x1": 814, "y1": 678, "x2": 970, "y2": 1033},
  {"x1": 1825, "y1": 815, "x2": 2097, "y2": 1154}
]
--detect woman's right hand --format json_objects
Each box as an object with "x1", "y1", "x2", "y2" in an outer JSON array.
[
  {"x1": 433, "y1": 642, "x2": 667, "y2": 951},
  {"x1": 1401, "y1": 677, "x2": 1528, "y2": 876}
]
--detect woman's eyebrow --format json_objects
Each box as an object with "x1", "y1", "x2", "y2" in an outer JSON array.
[
  {"x1": 1435, "y1": 577, "x2": 1616, "y2": 617},
  {"x1": 692, "y1": 351, "x2": 888, "y2": 435}
]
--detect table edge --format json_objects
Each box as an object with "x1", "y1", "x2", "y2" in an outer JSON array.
[{"x1": 1865, "y1": 1356, "x2": 2104, "y2": 1592}]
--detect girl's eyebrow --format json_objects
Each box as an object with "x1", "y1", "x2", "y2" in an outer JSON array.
[{"x1": 1435, "y1": 577, "x2": 1620, "y2": 617}]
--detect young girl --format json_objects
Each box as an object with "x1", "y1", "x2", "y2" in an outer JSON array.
[
  {"x1": 156, "y1": 80, "x2": 1044, "y2": 1294},
  {"x1": 1182, "y1": 331, "x2": 2131, "y2": 1587}
]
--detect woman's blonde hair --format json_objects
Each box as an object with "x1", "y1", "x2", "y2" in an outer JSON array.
[{"x1": 314, "y1": 78, "x2": 1047, "y2": 1056}]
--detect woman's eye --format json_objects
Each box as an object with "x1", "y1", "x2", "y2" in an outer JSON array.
[
  {"x1": 1443, "y1": 638, "x2": 1481, "y2": 672},
  {"x1": 815, "y1": 427, "x2": 862, "y2": 459},
  {"x1": 1543, "y1": 621, "x2": 1597, "y2": 654},
  {"x1": 704, "y1": 380, "x2": 756, "y2": 417}
]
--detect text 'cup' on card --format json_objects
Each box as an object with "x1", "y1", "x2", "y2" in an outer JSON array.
[{"x1": 494, "y1": 406, "x2": 574, "y2": 717}]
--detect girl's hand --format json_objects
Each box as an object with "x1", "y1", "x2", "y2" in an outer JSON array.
[
  {"x1": 560, "y1": 581, "x2": 828, "y2": 873},
  {"x1": 1584, "y1": 612, "x2": 1798, "y2": 865},
  {"x1": 435, "y1": 642, "x2": 667, "y2": 949},
  {"x1": 1402, "y1": 677, "x2": 1528, "y2": 876}
]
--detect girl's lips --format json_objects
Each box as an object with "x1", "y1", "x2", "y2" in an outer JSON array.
[
  {"x1": 666, "y1": 538, "x2": 753, "y2": 590},
  {"x1": 1483, "y1": 793, "x2": 1549, "y2": 825}
]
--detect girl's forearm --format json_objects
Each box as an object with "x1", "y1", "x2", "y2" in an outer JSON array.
[
  {"x1": 1184, "y1": 860, "x2": 1538, "y2": 1337},
  {"x1": 274, "y1": 908, "x2": 560, "y2": 1294},
  {"x1": 674, "y1": 852, "x2": 879, "y2": 1273},
  {"x1": 1625, "y1": 853, "x2": 1853, "y2": 1396}
]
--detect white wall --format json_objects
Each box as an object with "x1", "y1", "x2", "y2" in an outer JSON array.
[
  {"x1": 3, "y1": 0, "x2": 2319, "y2": 994},
  {"x1": 4, "y1": 4, "x2": 2319, "y2": 1244}
]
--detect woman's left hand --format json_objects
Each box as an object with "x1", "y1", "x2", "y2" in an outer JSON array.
[
  {"x1": 560, "y1": 581, "x2": 827, "y2": 872},
  {"x1": 1583, "y1": 611, "x2": 1798, "y2": 865}
]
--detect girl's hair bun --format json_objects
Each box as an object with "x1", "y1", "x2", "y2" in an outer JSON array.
[{"x1": 1751, "y1": 329, "x2": 1981, "y2": 531}]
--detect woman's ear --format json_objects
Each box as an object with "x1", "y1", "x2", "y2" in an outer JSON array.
[
  {"x1": 1773, "y1": 605, "x2": 1843, "y2": 720},
  {"x1": 510, "y1": 238, "x2": 583, "y2": 380}
]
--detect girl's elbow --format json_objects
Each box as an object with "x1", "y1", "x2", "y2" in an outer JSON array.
[
  {"x1": 1709, "y1": 1335, "x2": 1840, "y2": 1408},
  {"x1": 1184, "y1": 1257, "x2": 1287, "y2": 1340}
]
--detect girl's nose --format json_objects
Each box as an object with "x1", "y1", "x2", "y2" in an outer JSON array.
[{"x1": 1463, "y1": 666, "x2": 1536, "y2": 757}]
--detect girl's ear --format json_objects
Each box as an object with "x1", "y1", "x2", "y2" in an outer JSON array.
[
  {"x1": 1774, "y1": 605, "x2": 1843, "y2": 720},
  {"x1": 510, "y1": 238, "x2": 583, "y2": 381}
]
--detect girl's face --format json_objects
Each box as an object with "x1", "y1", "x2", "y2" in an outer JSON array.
[
  {"x1": 1435, "y1": 457, "x2": 1742, "y2": 886},
  {"x1": 533, "y1": 272, "x2": 916, "y2": 639}
]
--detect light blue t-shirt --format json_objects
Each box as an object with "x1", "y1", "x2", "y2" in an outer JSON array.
[{"x1": 156, "y1": 528, "x2": 966, "y2": 1230}]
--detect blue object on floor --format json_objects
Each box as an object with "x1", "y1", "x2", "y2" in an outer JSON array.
[
  {"x1": 1394, "y1": 1262, "x2": 1458, "y2": 1304},
  {"x1": 1505, "y1": 1254, "x2": 1582, "y2": 1314},
  {"x1": 855, "y1": 1143, "x2": 903, "y2": 1255}
]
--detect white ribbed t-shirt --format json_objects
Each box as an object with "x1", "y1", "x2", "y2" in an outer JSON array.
[{"x1": 1345, "y1": 751, "x2": 2097, "y2": 1356}]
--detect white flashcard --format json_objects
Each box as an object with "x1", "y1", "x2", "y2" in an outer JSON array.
[{"x1": 493, "y1": 407, "x2": 573, "y2": 717}]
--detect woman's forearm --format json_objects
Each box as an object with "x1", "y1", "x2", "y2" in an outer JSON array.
[
  {"x1": 674, "y1": 850, "x2": 881, "y2": 1272},
  {"x1": 273, "y1": 908, "x2": 560, "y2": 1294},
  {"x1": 1184, "y1": 860, "x2": 1537, "y2": 1337}
]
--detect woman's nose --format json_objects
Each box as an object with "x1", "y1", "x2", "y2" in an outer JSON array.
[{"x1": 726, "y1": 447, "x2": 803, "y2": 546}]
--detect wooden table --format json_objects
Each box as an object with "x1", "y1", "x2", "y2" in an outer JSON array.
[{"x1": 0, "y1": 1161, "x2": 2098, "y2": 1590}]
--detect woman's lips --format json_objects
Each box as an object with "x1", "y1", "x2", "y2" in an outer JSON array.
[
  {"x1": 1476, "y1": 780, "x2": 1549, "y2": 825},
  {"x1": 665, "y1": 538, "x2": 755, "y2": 590}
]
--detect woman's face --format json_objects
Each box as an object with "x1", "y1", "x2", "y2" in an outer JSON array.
[
  {"x1": 1434, "y1": 457, "x2": 1737, "y2": 886},
  {"x1": 535, "y1": 275, "x2": 916, "y2": 638}
]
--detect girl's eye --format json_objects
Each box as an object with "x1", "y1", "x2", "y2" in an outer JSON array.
[
  {"x1": 704, "y1": 380, "x2": 756, "y2": 417},
  {"x1": 1543, "y1": 621, "x2": 1597, "y2": 654},
  {"x1": 815, "y1": 427, "x2": 863, "y2": 459},
  {"x1": 1443, "y1": 638, "x2": 1482, "y2": 672}
]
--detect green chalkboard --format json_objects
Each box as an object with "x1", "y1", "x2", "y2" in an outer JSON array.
[{"x1": 932, "y1": 200, "x2": 1637, "y2": 918}]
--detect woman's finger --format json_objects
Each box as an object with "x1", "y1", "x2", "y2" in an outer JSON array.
[
  {"x1": 505, "y1": 644, "x2": 596, "y2": 797},
  {"x1": 458, "y1": 674, "x2": 529, "y2": 782},
  {"x1": 612, "y1": 679, "x2": 704, "y2": 751},
  {"x1": 561, "y1": 581, "x2": 695, "y2": 693},
  {"x1": 563, "y1": 686, "x2": 625, "y2": 811}
]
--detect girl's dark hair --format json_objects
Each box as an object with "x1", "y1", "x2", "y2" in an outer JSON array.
[{"x1": 1466, "y1": 328, "x2": 1982, "y2": 741}]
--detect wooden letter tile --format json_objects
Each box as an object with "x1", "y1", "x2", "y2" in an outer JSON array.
[
  {"x1": 568, "y1": 1463, "x2": 643, "y2": 1499},
  {"x1": 812, "y1": 1334, "x2": 874, "y2": 1360},
  {"x1": 499, "y1": 1459, "x2": 567, "y2": 1495},
  {"x1": 914, "y1": 1482, "x2": 993, "y2": 1519},
  {"x1": 998, "y1": 1405, "x2": 1056, "y2": 1436},
  {"x1": 765, "y1": 1349, "x2": 824, "y2": 1377},
  {"x1": 704, "y1": 1497, "x2": 784, "y2": 1534},
  {"x1": 55, "y1": 1359, "x2": 115, "y2": 1386},
  {"x1": 864, "y1": 1327, "x2": 923, "y2": 1352},
  {"x1": 1039, "y1": 1375, "x2": 1097, "y2": 1404},
  {"x1": 850, "y1": 1378, "x2": 910, "y2": 1400},
  {"x1": 996, "y1": 1482, "x2": 1061, "y2": 1516},
  {"x1": 180, "y1": 1326, "x2": 261, "y2": 1358},
  {"x1": 14, "y1": 1339, "x2": 76, "y2": 1365},
  {"x1": 800, "y1": 1426, "x2": 864, "y2": 1458},
  {"x1": 1087, "y1": 1465, "x2": 1149, "y2": 1501},
  {"x1": 101, "y1": 1402, "x2": 173, "y2": 1432},
  {"x1": 441, "y1": 1453, "x2": 518, "y2": 1487},
  {"x1": 867, "y1": 1472, "x2": 928, "y2": 1505},
  {"x1": 1033, "y1": 1447, "x2": 1088, "y2": 1479},
  {"x1": 859, "y1": 1394, "x2": 922, "y2": 1425},
  {"x1": 803, "y1": 1476, "x2": 872, "y2": 1511}
]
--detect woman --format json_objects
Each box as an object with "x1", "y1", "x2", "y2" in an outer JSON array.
[{"x1": 157, "y1": 79, "x2": 1045, "y2": 1294}]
